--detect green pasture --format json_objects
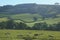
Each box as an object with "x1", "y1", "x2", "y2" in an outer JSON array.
[
  {"x1": 0, "y1": 30, "x2": 60, "y2": 40},
  {"x1": 0, "y1": 13, "x2": 60, "y2": 27}
]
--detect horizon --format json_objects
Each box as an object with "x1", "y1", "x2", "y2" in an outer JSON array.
[
  {"x1": 0, "y1": 3, "x2": 60, "y2": 6},
  {"x1": 0, "y1": 0, "x2": 60, "y2": 6}
]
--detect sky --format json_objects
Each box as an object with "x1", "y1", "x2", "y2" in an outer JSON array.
[{"x1": 0, "y1": 0, "x2": 60, "y2": 6}]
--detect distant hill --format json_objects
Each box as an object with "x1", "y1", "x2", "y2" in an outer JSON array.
[{"x1": 0, "y1": 3, "x2": 60, "y2": 18}]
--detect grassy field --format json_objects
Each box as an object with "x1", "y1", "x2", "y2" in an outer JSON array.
[
  {"x1": 11, "y1": 13, "x2": 42, "y2": 22},
  {"x1": 0, "y1": 13, "x2": 60, "y2": 27},
  {"x1": 0, "y1": 30, "x2": 60, "y2": 40},
  {"x1": 0, "y1": 17, "x2": 8, "y2": 22},
  {"x1": 0, "y1": 14, "x2": 60, "y2": 40},
  {"x1": 9, "y1": 13, "x2": 60, "y2": 26}
]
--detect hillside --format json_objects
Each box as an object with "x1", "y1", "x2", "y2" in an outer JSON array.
[
  {"x1": 0, "y1": 3, "x2": 60, "y2": 27},
  {"x1": 0, "y1": 3, "x2": 60, "y2": 18},
  {"x1": 0, "y1": 13, "x2": 60, "y2": 27}
]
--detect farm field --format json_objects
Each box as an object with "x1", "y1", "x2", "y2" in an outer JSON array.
[{"x1": 0, "y1": 30, "x2": 60, "y2": 40}]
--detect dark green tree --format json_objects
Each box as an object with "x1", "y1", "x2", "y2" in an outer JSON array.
[
  {"x1": 32, "y1": 22, "x2": 48, "y2": 30},
  {"x1": 32, "y1": 23, "x2": 42, "y2": 30},
  {"x1": 15, "y1": 22, "x2": 28, "y2": 30},
  {"x1": 5, "y1": 20, "x2": 15, "y2": 29},
  {"x1": 0, "y1": 22, "x2": 6, "y2": 29},
  {"x1": 55, "y1": 22, "x2": 60, "y2": 31}
]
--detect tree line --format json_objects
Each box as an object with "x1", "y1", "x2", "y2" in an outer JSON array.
[{"x1": 0, "y1": 20, "x2": 60, "y2": 31}]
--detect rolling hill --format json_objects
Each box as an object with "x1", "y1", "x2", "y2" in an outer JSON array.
[
  {"x1": 0, "y1": 3, "x2": 60, "y2": 18},
  {"x1": 0, "y1": 3, "x2": 60, "y2": 26}
]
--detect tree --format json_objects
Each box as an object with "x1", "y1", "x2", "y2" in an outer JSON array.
[
  {"x1": 48, "y1": 25, "x2": 54, "y2": 30},
  {"x1": 55, "y1": 22, "x2": 60, "y2": 31},
  {"x1": 5, "y1": 20, "x2": 15, "y2": 29},
  {"x1": 32, "y1": 23, "x2": 42, "y2": 30},
  {"x1": 0, "y1": 22, "x2": 6, "y2": 29},
  {"x1": 41, "y1": 22, "x2": 48, "y2": 30},
  {"x1": 15, "y1": 22, "x2": 28, "y2": 30},
  {"x1": 33, "y1": 17, "x2": 37, "y2": 21}
]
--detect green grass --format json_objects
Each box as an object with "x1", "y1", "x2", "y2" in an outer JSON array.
[
  {"x1": 10, "y1": 13, "x2": 60, "y2": 26},
  {"x1": 25, "y1": 18, "x2": 60, "y2": 27},
  {"x1": 11, "y1": 13, "x2": 42, "y2": 22},
  {"x1": 0, "y1": 17, "x2": 8, "y2": 22},
  {"x1": 0, "y1": 13, "x2": 60, "y2": 26},
  {"x1": 0, "y1": 30, "x2": 60, "y2": 40},
  {"x1": 0, "y1": 14, "x2": 60, "y2": 40}
]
